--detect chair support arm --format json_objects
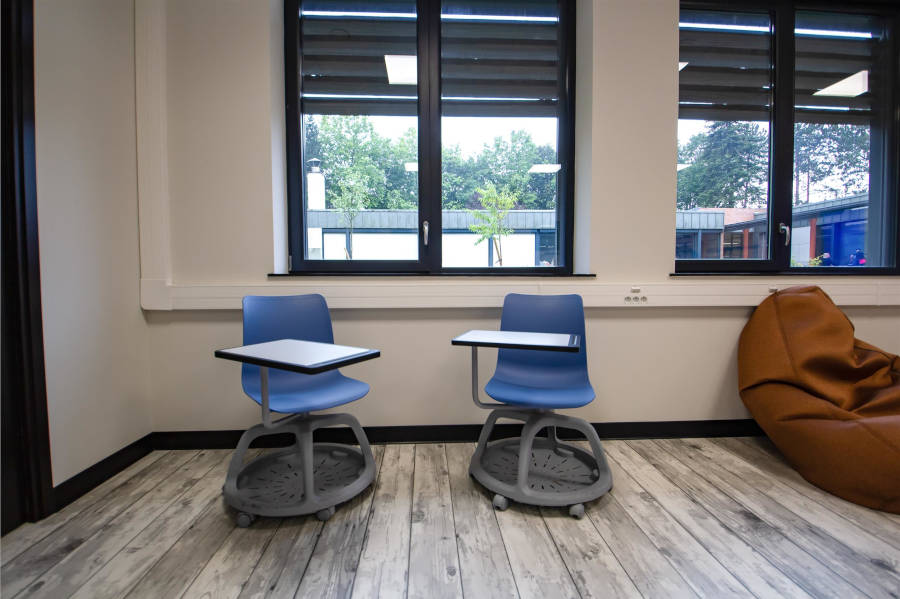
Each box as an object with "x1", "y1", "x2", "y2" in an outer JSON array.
[{"x1": 471, "y1": 346, "x2": 516, "y2": 411}]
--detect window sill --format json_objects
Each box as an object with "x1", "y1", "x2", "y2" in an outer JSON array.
[
  {"x1": 671, "y1": 268, "x2": 900, "y2": 277},
  {"x1": 268, "y1": 272, "x2": 597, "y2": 278},
  {"x1": 141, "y1": 277, "x2": 900, "y2": 310}
]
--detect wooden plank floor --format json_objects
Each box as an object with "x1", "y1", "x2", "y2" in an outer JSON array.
[{"x1": 3, "y1": 438, "x2": 900, "y2": 599}]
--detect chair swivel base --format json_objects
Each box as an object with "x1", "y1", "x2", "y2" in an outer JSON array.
[
  {"x1": 223, "y1": 412, "x2": 375, "y2": 526},
  {"x1": 470, "y1": 408, "x2": 613, "y2": 517}
]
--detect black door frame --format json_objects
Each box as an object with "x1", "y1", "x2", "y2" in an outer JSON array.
[{"x1": 2, "y1": 0, "x2": 55, "y2": 534}]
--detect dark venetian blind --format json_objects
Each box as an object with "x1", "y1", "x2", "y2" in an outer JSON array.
[{"x1": 297, "y1": 0, "x2": 564, "y2": 118}]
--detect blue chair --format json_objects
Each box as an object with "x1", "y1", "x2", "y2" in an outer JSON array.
[
  {"x1": 470, "y1": 294, "x2": 612, "y2": 517},
  {"x1": 223, "y1": 294, "x2": 376, "y2": 525}
]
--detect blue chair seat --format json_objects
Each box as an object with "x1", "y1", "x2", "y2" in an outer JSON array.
[
  {"x1": 483, "y1": 294, "x2": 595, "y2": 410},
  {"x1": 243, "y1": 368, "x2": 370, "y2": 414},
  {"x1": 485, "y1": 377, "x2": 595, "y2": 409}
]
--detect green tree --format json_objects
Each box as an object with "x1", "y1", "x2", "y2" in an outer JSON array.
[
  {"x1": 471, "y1": 130, "x2": 557, "y2": 210},
  {"x1": 677, "y1": 121, "x2": 768, "y2": 209},
  {"x1": 307, "y1": 114, "x2": 558, "y2": 213},
  {"x1": 302, "y1": 115, "x2": 321, "y2": 166},
  {"x1": 468, "y1": 183, "x2": 516, "y2": 266},
  {"x1": 382, "y1": 126, "x2": 418, "y2": 210},
  {"x1": 793, "y1": 122, "x2": 833, "y2": 205},
  {"x1": 332, "y1": 166, "x2": 370, "y2": 259},
  {"x1": 441, "y1": 145, "x2": 478, "y2": 209},
  {"x1": 793, "y1": 122, "x2": 870, "y2": 204}
]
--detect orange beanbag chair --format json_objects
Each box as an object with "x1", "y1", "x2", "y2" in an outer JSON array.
[{"x1": 738, "y1": 285, "x2": 900, "y2": 513}]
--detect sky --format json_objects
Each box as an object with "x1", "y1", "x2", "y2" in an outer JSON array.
[{"x1": 369, "y1": 115, "x2": 558, "y2": 158}]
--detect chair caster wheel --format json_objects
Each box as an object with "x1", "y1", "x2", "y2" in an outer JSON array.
[
  {"x1": 316, "y1": 506, "x2": 335, "y2": 521},
  {"x1": 492, "y1": 494, "x2": 509, "y2": 511},
  {"x1": 569, "y1": 504, "x2": 585, "y2": 519},
  {"x1": 236, "y1": 512, "x2": 256, "y2": 528}
]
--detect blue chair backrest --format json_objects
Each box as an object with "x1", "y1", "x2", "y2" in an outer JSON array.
[
  {"x1": 494, "y1": 294, "x2": 590, "y2": 388},
  {"x1": 241, "y1": 294, "x2": 336, "y2": 396}
]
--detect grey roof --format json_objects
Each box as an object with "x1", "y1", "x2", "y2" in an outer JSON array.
[
  {"x1": 723, "y1": 193, "x2": 869, "y2": 231},
  {"x1": 790, "y1": 193, "x2": 867, "y2": 219},
  {"x1": 675, "y1": 211, "x2": 724, "y2": 231},
  {"x1": 307, "y1": 209, "x2": 556, "y2": 231}
]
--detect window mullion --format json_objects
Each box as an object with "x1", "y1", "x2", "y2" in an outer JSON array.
[
  {"x1": 770, "y1": 3, "x2": 795, "y2": 269},
  {"x1": 417, "y1": 0, "x2": 442, "y2": 272},
  {"x1": 285, "y1": 0, "x2": 303, "y2": 270}
]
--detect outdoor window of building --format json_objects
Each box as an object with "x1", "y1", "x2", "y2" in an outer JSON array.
[
  {"x1": 285, "y1": 0, "x2": 575, "y2": 274},
  {"x1": 676, "y1": 3, "x2": 898, "y2": 273}
]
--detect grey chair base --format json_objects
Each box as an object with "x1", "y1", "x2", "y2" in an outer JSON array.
[
  {"x1": 470, "y1": 408, "x2": 612, "y2": 516},
  {"x1": 223, "y1": 412, "x2": 375, "y2": 526}
]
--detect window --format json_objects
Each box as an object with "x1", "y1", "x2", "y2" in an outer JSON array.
[
  {"x1": 285, "y1": 0, "x2": 575, "y2": 274},
  {"x1": 676, "y1": 3, "x2": 899, "y2": 273}
]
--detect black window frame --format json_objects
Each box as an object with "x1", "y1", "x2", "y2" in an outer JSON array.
[
  {"x1": 283, "y1": 0, "x2": 577, "y2": 275},
  {"x1": 675, "y1": 0, "x2": 900, "y2": 276}
]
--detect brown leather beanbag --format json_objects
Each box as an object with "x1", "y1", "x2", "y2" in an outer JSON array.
[{"x1": 738, "y1": 285, "x2": 900, "y2": 513}]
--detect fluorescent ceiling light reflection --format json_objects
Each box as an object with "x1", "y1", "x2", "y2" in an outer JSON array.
[
  {"x1": 301, "y1": 10, "x2": 417, "y2": 19},
  {"x1": 678, "y1": 21, "x2": 873, "y2": 39},
  {"x1": 795, "y1": 28, "x2": 872, "y2": 39},
  {"x1": 404, "y1": 162, "x2": 418, "y2": 172},
  {"x1": 814, "y1": 70, "x2": 868, "y2": 97},
  {"x1": 441, "y1": 14, "x2": 557, "y2": 23},
  {"x1": 796, "y1": 105, "x2": 853, "y2": 112},
  {"x1": 679, "y1": 22, "x2": 768, "y2": 33},
  {"x1": 442, "y1": 96, "x2": 542, "y2": 102},
  {"x1": 300, "y1": 10, "x2": 558, "y2": 23},
  {"x1": 677, "y1": 163, "x2": 691, "y2": 171},
  {"x1": 528, "y1": 164, "x2": 561, "y2": 174},
  {"x1": 302, "y1": 93, "x2": 418, "y2": 100},
  {"x1": 679, "y1": 62, "x2": 689, "y2": 71},
  {"x1": 385, "y1": 55, "x2": 417, "y2": 85}
]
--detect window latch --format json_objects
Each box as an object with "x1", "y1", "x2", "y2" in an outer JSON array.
[
  {"x1": 778, "y1": 223, "x2": 791, "y2": 246},
  {"x1": 423, "y1": 220, "x2": 430, "y2": 246}
]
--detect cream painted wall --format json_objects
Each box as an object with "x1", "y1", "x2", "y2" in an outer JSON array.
[
  {"x1": 143, "y1": 0, "x2": 900, "y2": 432},
  {"x1": 146, "y1": 304, "x2": 900, "y2": 431},
  {"x1": 30, "y1": 0, "x2": 900, "y2": 464},
  {"x1": 165, "y1": 0, "x2": 277, "y2": 282},
  {"x1": 34, "y1": 0, "x2": 152, "y2": 483}
]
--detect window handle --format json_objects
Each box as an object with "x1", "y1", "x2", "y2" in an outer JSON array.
[
  {"x1": 779, "y1": 223, "x2": 791, "y2": 246},
  {"x1": 423, "y1": 220, "x2": 430, "y2": 246}
]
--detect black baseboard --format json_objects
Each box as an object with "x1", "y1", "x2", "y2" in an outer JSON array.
[
  {"x1": 149, "y1": 419, "x2": 763, "y2": 449},
  {"x1": 46, "y1": 419, "x2": 762, "y2": 518},
  {"x1": 51, "y1": 433, "x2": 154, "y2": 513}
]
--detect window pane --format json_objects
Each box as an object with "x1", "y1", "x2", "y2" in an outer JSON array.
[
  {"x1": 676, "y1": 232, "x2": 698, "y2": 259},
  {"x1": 440, "y1": 0, "x2": 563, "y2": 268},
  {"x1": 299, "y1": 1, "x2": 419, "y2": 261},
  {"x1": 677, "y1": 10, "x2": 772, "y2": 261},
  {"x1": 791, "y1": 11, "x2": 893, "y2": 268}
]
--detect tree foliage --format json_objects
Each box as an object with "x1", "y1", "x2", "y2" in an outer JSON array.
[
  {"x1": 677, "y1": 119, "x2": 870, "y2": 210},
  {"x1": 677, "y1": 121, "x2": 768, "y2": 210},
  {"x1": 468, "y1": 183, "x2": 516, "y2": 266},
  {"x1": 793, "y1": 122, "x2": 869, "y2": 204},
  {"x1": 331, "y1": 166, "x2": 369, "y2": 258},
  {"x1": 303, "y1": 114, "x2": 558, "y2": 212}
]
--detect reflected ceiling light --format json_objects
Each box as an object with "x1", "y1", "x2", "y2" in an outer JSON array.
[
  {"x1": 795, "y1": 28, "x2": 872, "y2": 39},
  {"x1": 814, "y1": 70, "x2": 868, "y2": 97},
  {"x1": 679, "y1": 22, "x2": 768, "y2": 33},
  {"x1": 441, "y1": 14, "x2": 558, "y2": 23},
  {"x1": 678, "y1": 62, "x2": 689, "y2": 71},
  {"x1": 302, "y1": 10, "x2": 417, "y2": 19},
  {"x1": 677, "y1": 163, "x2": 691, "y2": 171},
  {"x1": 528, "y1": 164, "x2": 561, "y2": 174},
  {"x1": 385, "y1": 55, "x2": 417, "y2": 85},
  {"x1": 404, "y1": 162, "x2": 418, "y2": 172}
]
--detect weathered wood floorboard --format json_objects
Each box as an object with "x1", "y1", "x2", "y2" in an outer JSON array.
[{"x1": 4, "y1": 439, "x2": 898, "y2": 599}]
